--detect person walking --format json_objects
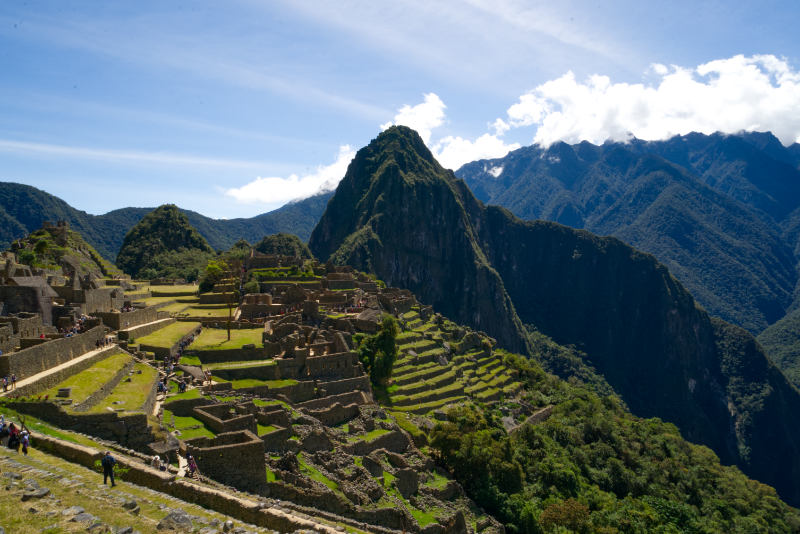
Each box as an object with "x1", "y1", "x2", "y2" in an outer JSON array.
[
  {"x1": 101, "y1": 451, "x2": 116, "y2": 486},
  {"x1": 10, "y1": 374, "x2": 16, "y2": 390},
  {"x1": 20, "y1": 430, "x2": 29, "y2": 455}
]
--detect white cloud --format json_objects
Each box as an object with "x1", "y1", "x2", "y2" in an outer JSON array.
[
  {"x1": 381, "y1": 93, "x2": 446, "y2": 143},
  {"x1": 501, "y1": 54, "x2": 800, "y2": 146},
  {"x1": 225, "y1": 145, "x2": 355, "y2": 205},
  {"x1": 0, "y1": 138, "x2": 268, "y2": 169},
  {"x1": 433, "y1": 134, "x2": 520, "y2": 170}
]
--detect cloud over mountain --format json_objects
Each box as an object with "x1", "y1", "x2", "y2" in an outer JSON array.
[
  {"x1": 225, "y1": 145, "x2": 355, "y2": 206},
  {"x1": 504, "y1": 54, "x2": 800, "y2": 146}
]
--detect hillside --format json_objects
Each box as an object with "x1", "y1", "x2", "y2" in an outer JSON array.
[
  {"x1": 310, "y1": 125, "x2": 800, "y2": 506},
  {"x1": 254, "y1": 233, "x2": 314, "y2": 259},
  {"x1": 8, "y1": 221, "x2": 121, "y2": 278},
  {"x1": 116, "y1": 204, "x2": 214, "y2": 279},
  {"x1": 0, "y1": 182, "x2": 331, "y2": 259},
  {"x1": 456, "y1": 133, "x2": 800, "y2": 334}
]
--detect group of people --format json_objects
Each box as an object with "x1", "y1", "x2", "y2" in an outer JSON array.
[
  {"x1": 60, "y1": 314, "x2": 91, "y2": 338},
  {"x1": 1, "y1": 374, "x2": 17, "y2": 392},
  {"x1": 94, "y1": 336, "x2": 114, "y2": 349},
  {"x1": 0, "y1": 417, "x2": 30, "y2": 455}
]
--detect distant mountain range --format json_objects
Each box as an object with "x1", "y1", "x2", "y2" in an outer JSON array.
[
  {"x1": 456, "y1": 131, "x2": 800, "y2": 336},
  {"x1": 310, "y1": 126, "x2": 800, "y2": 506},
  {"x1": 0, "y1": 182, "x2": 332, "y2": 259}
]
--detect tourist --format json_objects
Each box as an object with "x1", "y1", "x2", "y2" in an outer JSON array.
[
  {"x1": 0, "y1": 423, "x2": 8, "y2": 447},
  {"x1": 187, "y1": 454, "x2": 198, "y2": 478},
  {"x1": 101, "y1": 451, "x2": 116, "y2": 486},
  {"x1": 20, "y1": 430, "x2": 29, "y2": 455},
  {"x1": 7, "y1": 423, "x2": 19, "y2": 452},
  {"x1": 2, "y1": 376, "x2": 7, "y2": 392},
  {"x1": 150, "y1": 455, "x2": 162, "y2": 470},
  {"x1": 10, "y1": 374, "x2": 16, "y2": 390}
]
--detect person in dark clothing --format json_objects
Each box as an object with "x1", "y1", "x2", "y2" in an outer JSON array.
[{"x1": 101, "y1": 451, "x2": 116, "y2": 486}]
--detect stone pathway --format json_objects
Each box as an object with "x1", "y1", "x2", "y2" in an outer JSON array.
[{"x1": 0, "y1": 345, "x2": 119, "y2": 397}]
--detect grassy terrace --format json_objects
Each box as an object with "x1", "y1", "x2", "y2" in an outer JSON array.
[
  {"x1": 150, "y1": 284, "x2": 199, "y2": 296},
  {"x1": 209, "y1": 377, "x2": 298, "y2": 389},
  {"x1": 136, "y1": 321, "x2": 200, "y2": 348},
  {"x1": 188, "y1": 328, "x2": 263, "y2": 351},
  {"x1": 179, "y1": 305, "x2": 232, "y2": 318},
  {"x1": 162, "y1": 408, "x2": 215, "y2": 439},
  {"x1": 90, "y1": 363, "x2": 159, "y2": 413},
  {"x1": 203, "y1": 359, "x2": 276, "y2": 370},
  {"x1": 41, "y1": 351, "x2": 132, "y2": 405},
  {"x1": 388, "y1": 307, "x2": 522, "y2": 414}
]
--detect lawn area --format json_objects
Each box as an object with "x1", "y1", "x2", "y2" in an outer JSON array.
[
  {"x1": 181, "y1": 305, "x2": 231, "y2": 318},
  {"x1": 257, "y1": 424, "x2": 278, "y2": 435},
  {"x1": 150, "y1": 284, "x2": 199, "y2": 296},
  {"x1": 90, "y1": 363, "x2": 159, "y2": 413},
  {"x1": 41, "y1": 351, "x2": 132, "y2": 405},
  {"x1": 136, "y1": 321, "x2": 200, "y2": 348},
  {"x1": 188, "y1": 328, "x2": 263, "y2": 351},
  {"x1": 211, "y1": 377, "x2": 298, "y2": 389},
  {"x1": 164, "y1": 388, "x2": 202, "y2": 403},
  {"x1": 162, "y1": 409, "x2": 215, "y2": 439},
  {"x1": 204, "y1": 359, "x2": 276, "y2": 370}
]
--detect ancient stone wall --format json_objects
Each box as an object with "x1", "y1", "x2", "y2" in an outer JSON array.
[
  {"x1": 117, "y1": 317, "x2": 176, "y2": 341},
  {"x1": 0, "y1": 325, "x2": 107, "y2": 378},
  {"x1": 93, "y1": 306, "x2": 167, "y2": 330},
  {"x1": 0, "y1": 286, "x2": 54, "y2": 324},
  {"x1": 0, "y1": 323, "x2": 15, "y2": 353},
  {"x1": 12, "y1": 346, "x2": 121, "y2": 397},
  {"x1": 296, "y1": 391, "x2": 371, "y2": 411},
  {"x1": 0, "y1": 312, "x2": 44, "y2": 338},
  {"x1": 212, "y1": 363, "x2": 279, "y2": 382},
  {"x1": 7, "y1": 400, "x2": 154, "y2": 450},
  {"x1": 237, "y1": 381, "x2": 316, "y2": 403},
  {"x1": 186, "y1": 430, "x2": 266, "y2": 491},
  {"x1": 193, "y1": 403, "x2": 257, "y2": 434},
  {"x1": 300, "y1": 402, "x2": 360, "y2": 426},
  {"x1": 316, "y1": 375, "x2": 371, "y2": 397},
  {"x1": 259, "y1": 426, "x2": 292, "y2": 451}
]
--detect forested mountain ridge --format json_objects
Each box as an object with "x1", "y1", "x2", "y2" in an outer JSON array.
[
  {"x1": 456, "y1": 132, "x2": 800, "y2": 334},
  {"x1": 310, "y1": 125, "x2": 800, "y2": 506},
  {"x1": 0, "y1": 182, "x2": 331, "y2": 259}
]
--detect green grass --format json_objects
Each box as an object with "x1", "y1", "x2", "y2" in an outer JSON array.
[
  {"x1": 162, "y1": 409, "x2": 215, "y2": 439},
  {"x1": 258, "y1": 424, "x2": 278, "y2": 435},
  {"x1": 164, "y1": 388, "x2": 202, "y2": 402},
  {"x1": 188, "y1": 328, "x2": 264, "y2": 351},
  {"x1": 204, "y1": 359, "x2": 276, "y2": 370},
  {"x1": 266, "y1": 468, "x2": 279, "y2": 482},
  {"x1": 150, "y1": 284, "x2": 199, "y2": 296},
  {"x1": 179, "y1": 354, "x2": 202, "y2": 366},
  {"x1": 349, "y1": 427, "x2": 391, "y2": 443},
  {"x1": 41, "y1": 351, "x2": 132, "y2": 405},
  {"x1": 213, "y1": 378, "x2": 298, "y2": 389},
  {"x1": 410, "y1": 508, "x2": 439, "y2": 527},
  {"x1": 89, "y1": 363, "x2": 159, "y2": 413},
  {"x1": 137, "y1": 321, "x2": 200, "y2": 348},
  {"x1": 180, "y1": 305, "x2": 232, "y2": 318},
  {"x1": 297, "y1": 453, "x2": 338, "y2": 490}
]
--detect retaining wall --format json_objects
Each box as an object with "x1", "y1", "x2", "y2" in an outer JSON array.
[
  {"x1": 72, "y1": 357, "x2": 135, "y2": 412},
  {"x1": 94, "y1": 306, "x2": 168, "y2": 330},
  {"x1": 0, "y1": 326, "x2": 108, "y2": 379},
  {"x1": 118, "y1": 317, "x2": 176, "y2": 341},
  {"x1": 12, "y1": 346, "x2": 121, "y2": 397}
]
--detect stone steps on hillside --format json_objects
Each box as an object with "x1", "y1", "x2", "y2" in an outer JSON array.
[
  {"x1": 394, "y1": 369, "x2": 456, "y2": 396},
  {"x1": 392, "y1": 395, "x2": 467, "y2": 415},
  {"x1": 390, "y1": 382, "x2": 464, "y2": 407},
  {"x1": 393, "y1": 363, "x2": 447, "y2": 386}
]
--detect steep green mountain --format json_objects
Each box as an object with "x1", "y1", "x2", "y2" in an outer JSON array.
[
  {"x1": 0, "y1": 182, "x2": 331, "y2": 259},
  {"x1": 254, "y1": 233, "x2": 313, "y2": 259},
  {"x1": 115, "y1": 204, "x2": 214, "y2": 279},
  {"x1": 310, "y1": 125, "x2": 800, "y2": 506},
  {"x1": 757, "y1": 308, "x2": 800, "y2": 389},
  {"x1": 456, "y1": 134, "x2": 800, "y2": 334}
]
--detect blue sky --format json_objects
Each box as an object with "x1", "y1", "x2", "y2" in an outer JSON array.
[{"x1": 2, "y1": 1, "x2": 800, "y2": 218}]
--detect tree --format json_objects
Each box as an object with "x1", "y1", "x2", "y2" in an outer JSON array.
[{"x1": 356, "y1": 315, "x2": 398, "y2": 388}]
